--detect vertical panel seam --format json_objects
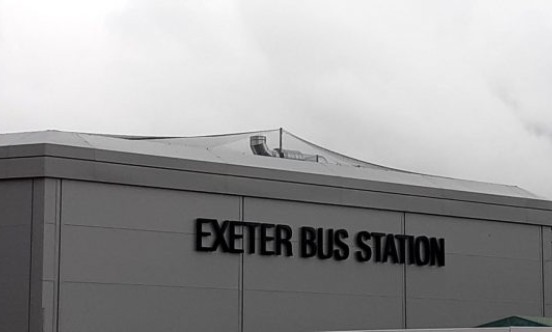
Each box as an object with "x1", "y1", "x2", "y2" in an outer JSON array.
[
  {"x1": 542, "y1": 225, "x2": 546, "y2": 316},
  {"x1": 55, "y1": 180, "x2": 63, "y2": 332},
  {"x1": 239, "y1": 196, "x2": 245, "y2": 332},
  {"x1": 28, "y1": 179, "x2": 35, "y2": 332},
  {"x1": 403, "y1": 212, "x2": 407, "y2": 329}
]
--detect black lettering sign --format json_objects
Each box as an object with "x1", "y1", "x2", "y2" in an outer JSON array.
[
  {"x1": 415, "y1": 236, "x2": 430, "y2": 266},
  {"x1": 334, "y1": 229, "x2": 349, "y2": 261},
  {"x1": 371, "y1": 232, "x2": 384, "y2": 262},
  {"x1": 354, "y1": 231, "x2": 372, "y2": 262},
  {"x1": 195, "y1": 218, "x2": 215, "y2": 252},
  {"x1": 429, "y1": 237, "x2": 445, "y2": 266},
  {"x1": 300, "y1": 226, "x2": 317, "y2": 258},
  {"x1": 275, "y1": 225, "x2": 293, "y2": 256},
  {"x1": 317, "y1": 228, "x2": 333, "y2": 260},
  {"x1": 194, "y1": 219, "x2": 445, "y2": 267},
  {"x1": 382, "y1": 234, "x2": 399, "y2": 264}
]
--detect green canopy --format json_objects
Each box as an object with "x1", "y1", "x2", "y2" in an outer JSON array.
[{"x1": 478, "y1": 316, "x2": 552, "y2": 327}]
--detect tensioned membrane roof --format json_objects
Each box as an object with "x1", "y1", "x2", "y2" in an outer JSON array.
[{"x1": 0, "y1": 129, "x2": 539, "y2": 199}]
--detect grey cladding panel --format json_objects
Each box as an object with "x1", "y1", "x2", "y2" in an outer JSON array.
[
  {"x1": 60, "y1": 283, "x2": 239, "y2": 332},
  {"x1": 0, "y1": 279, "x2": 29, "y2": 332},
  {"x1": 440, "y1": 199, "x2": 527, "y2": 225},
  {"x1": 0, "y1": 157, "x2": 45, "y2": 180},
  {"x1": 41, "y1": 179, "x2": 60, "y2": 332},
  {"x1": 0, "y1": 180, "x2": 32, "y2": 332},
  {"x1": 59, "y1": 180, "x2": 241, "y2": 331},
  {"x1": 543, "y1": 227, "x2": 552, "y2": 311},
  {"x1": 42, "y1": 281, "x2": 55, "y2": 332},
  {"x1": 407, "y1": 298, "x2": 542, "y2": 328},
  {"x1": 243, "y1": 198, "x2": 404, "y2": 329},
  {"x1": 42, "y1": 223, "x2": 56, "y2": 280},
  {"x1": 243, "y1": 197, "x2": 403, "y2": 233},
  {"x1": 406, "y1": 213, "x2": 543, "y2": 328},
  {"x1": 43, "y1": 179, "x2": 59, "y2": 225},
  {"x1": 61, "y1": 225, "x2": 239, "y2": 288},
  {"x1": 406, "y1": 214, "x2": 541, "y2": 259},
  {"x1": 0, "y1": 225, "x2": 31, "y2": 331},
  {"x1": 0, "y1": 225, "x2": 31, "y2": 282},
  {"x1": 244, "y1": 253, "x2": 402, "y2": 296},
  {"x1": 243, "y1": 290, "x2": 403, "y2": 332},
  {"x1": 62, "y1": 180, "x2": 240, "y2": 233},
  {"x1": 0, "y1": 180, "x2": 32, "y2": 226},
  {"x1": 241, "y1": 200, "x2": 404, "y2": 295},
  {"x1": 407, "y1": 254, "x2": 541, "y2": 302}
]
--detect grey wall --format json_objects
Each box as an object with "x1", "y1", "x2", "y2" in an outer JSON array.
[
  {"x1": 406, "y1": 213, "x2": 543, "y2": 328},
  {"x1": 0, "y1": 180, "x2": 33, "y2": 332},
  {"x1": 55, "y1": 180, "x2": 241, "y2": 332},
  {"x1": 242, "y1": 197, "x2": 404, "y2": 332},
  {"x1": 42, "y1": 179, "x2": 61, "y2": 332},
  {"x1": 45, "y1": 180, "x2": 550, "y2": 332},
  {"x1": 542, "y1": 226, "x2": 552, "y2": 316}
]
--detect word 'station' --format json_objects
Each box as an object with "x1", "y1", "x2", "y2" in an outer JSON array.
[{"x1": 195, "y1": 219, "x2": 445, "y2": 267}]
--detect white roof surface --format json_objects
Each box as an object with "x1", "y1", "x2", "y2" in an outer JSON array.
[{"x1": 0, "y1": 129, "x2": 539, "y2": 199}]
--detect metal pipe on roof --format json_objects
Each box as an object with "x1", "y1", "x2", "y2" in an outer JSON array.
[
  {"x1": 250, "y1": 135, "x2": 325, "y2": 162},
  {"x1": 250, "y1": 135, "x2": 280, "y2": 157}
]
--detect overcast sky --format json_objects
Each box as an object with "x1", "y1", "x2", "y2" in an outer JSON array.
[{"x1": 1, "y1": 0, "x2": 552, "y2": 198}]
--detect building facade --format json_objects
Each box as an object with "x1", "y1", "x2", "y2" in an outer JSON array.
[{"x1": 1, "y1": 130, "x2": 552, "y2": 332}]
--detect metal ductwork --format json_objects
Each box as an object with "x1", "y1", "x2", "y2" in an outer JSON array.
[
  {"x1": 250, "y1": 135, "x2": 280, "y2": 157},
  {"x1": 250, "y1": 135, "x2": 326, "y2": 163}
]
